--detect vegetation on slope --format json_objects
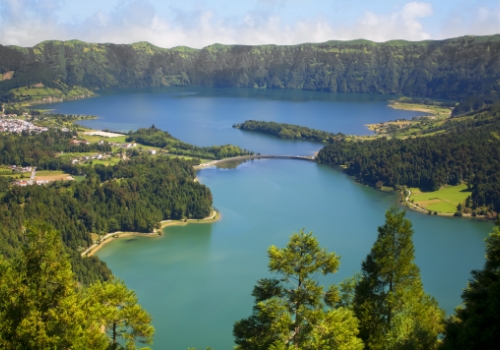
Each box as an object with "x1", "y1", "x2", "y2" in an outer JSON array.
[
  {"x1": 2, "y1": 35, "x2": 500, "y2": 111},
  {"x1": 0, "y1": 223, "x2": 153, "y2": 349},
  {"x1": 0, "y1": 126, "x2": 216, "y2": 284},
  {"x1": 317, "y1": 103, "x2": 500, "y2": 214}
]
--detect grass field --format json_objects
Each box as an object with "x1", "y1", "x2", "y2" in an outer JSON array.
[
  {"x1": 409, "y1": 184, "x2": 470, "y2": 213},
  {"x1": 35, "y1": 170, "x2": 65, "y2": 176},
  {"x1": 91, "y1": 158, "x2": 122, "y2": 166},
  {"x1": 0, "y1": 172, "x2": 31, "y2": 179},
  {"x1": 73, "y1": 175, "x2": 86, "y2": 182}
]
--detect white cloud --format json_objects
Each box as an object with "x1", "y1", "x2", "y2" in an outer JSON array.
[
  {"x1": 344, "y1": 2, "x2": 433, "y2": 42},
  {"x1": 440, "y1": 4, "x2": 500, "y2": 39},
  {"x1": 1, "y1": 0, "x2": 498, "y2": 49}
]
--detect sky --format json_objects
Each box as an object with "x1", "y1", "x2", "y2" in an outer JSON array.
[{"x1": 0, "y1": 0, "x2": 500, "y2": 48}]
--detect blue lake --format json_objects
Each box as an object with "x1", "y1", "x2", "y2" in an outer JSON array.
[{"x1": 43, "y1": 88, "x2": 492, "y2": 349}]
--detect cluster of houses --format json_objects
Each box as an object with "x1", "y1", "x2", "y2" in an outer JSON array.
[
  {"x1": 0, "y1": 116, "x2": 49, "y2": 134},
  {"x1": 8, "y1": 165, "x2": 33, "y2": 173},
  {"x1": 108, "y1": 141, "x2": 137, "y2": 148},
  {"x1": 70, "y1": 153, "x2": 105, "y2": 164},
  {"x1": 14, "y1": 179, "x2": 50, "y2": 187},
  {"x1": 70, "y1": 139, "x2": 91, "y2": 146}
]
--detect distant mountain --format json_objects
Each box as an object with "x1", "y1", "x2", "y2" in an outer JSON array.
[{"x1": 1, "y1": 35, "x2": 500, "y2": 112}]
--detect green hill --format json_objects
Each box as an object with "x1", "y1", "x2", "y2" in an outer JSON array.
[{"x1": 2, "y1": 35, "x2": 500, "y2": 111}]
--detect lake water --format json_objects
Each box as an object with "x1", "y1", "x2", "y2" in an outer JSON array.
[{"x1": 46, "y1": 88, "x2": 493, "y2": 350}]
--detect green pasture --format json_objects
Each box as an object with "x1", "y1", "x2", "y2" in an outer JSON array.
[
  {"x1": 35, "y1": 170, "x2": 66, "y2": 176},
  {"x1": 409, "y1": 184, "x2": 470, "y2": 213}
]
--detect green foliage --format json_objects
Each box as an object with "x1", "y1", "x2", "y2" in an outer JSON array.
[
  {"x1": 233, "y1": 120, "x2": 344, "y2": 143},
  {"x1": 85, "y1": 279, "x2": 154, "y2": 349},
  {"x1": 233, "y1": 228, "x2": 363, "y2": 350},
  {"x1": 441, "y1": 219, "x2": 500, "y2": 349},
  {"x1": 0, "y1": 126, "x2": 219, "y2": 284},
  {"x1": 0, "y1": 129, "x2": 110, "y2": 168},
  {"x1": 3, "y1": 35, "x2": 500, "y2": 111},
  {"x1": 0, "y1": 222, "x2": 153, "y2": 349},
  {"x1": 352, "y1": 208, "x2": 444, "y2": 350},
  {"x1": 317, "y1": 104, "x2": 500, "y2": 212},
  {"x1": 126, "y1": 125, "x2": 254, "y2": 159}
]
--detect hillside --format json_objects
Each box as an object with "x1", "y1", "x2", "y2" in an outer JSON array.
[
  {"x1": 1, "y1": 36, "x2": 500, "y2": 112},
  {"x1": 316, "y1": 103, "x2": 500, "y2": 215}
]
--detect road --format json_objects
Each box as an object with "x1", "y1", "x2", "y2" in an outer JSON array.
[{"x1": 193, "y1": 154, "x2": 315, "y2": 170}]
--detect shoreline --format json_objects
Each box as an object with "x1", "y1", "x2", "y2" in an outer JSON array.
[
  {"x1": 32, "y1": 95, "x2": 488, "y2": 223},
  {"x1": 81, "y1": 210, "x2": 220, "y2": 257}
]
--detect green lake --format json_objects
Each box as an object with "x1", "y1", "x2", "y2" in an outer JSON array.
[{"x1": 47, "y1": 88, "x2": 494, "y2": 349}]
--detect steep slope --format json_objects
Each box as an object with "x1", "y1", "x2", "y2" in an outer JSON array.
[{"x1": 1, "y1": 36, "x2": 500, "y2": 111}]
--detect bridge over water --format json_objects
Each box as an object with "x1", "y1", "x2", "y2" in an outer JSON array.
[{"x1": 193, "y1": 154, "x2": 316, "y2": 170}]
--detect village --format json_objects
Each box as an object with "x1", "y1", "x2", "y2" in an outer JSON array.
[{"x1": 0, "y1": 113, "x2": 49, "y2": 134}]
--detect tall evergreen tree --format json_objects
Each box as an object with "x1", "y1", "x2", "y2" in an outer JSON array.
[
  {"x1": 353, "y1": 208, "x2": 444, "y2": 350},
  {"x1": 233, "y1": 228, "x2": 363, "y2": 350},
  {"x1": 0, "y1": 222, "x2": 154, "y2": 350},
  {"x1": 440, "y1": 219, "x2": 500, "y2": 349},
  {"x1": 0, "y1": 222, "x2": 109, "y2": 349}
]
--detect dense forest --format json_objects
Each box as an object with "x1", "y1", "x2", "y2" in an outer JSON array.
[
  {"x1": 0, "y1": 223, "x2": 154, "y2": 349},
  {"x1": 2, "y1": 35, "x2": 500, "y2": 112},
  {"x1": 126, "y1": 125, "x2": 254, "y2": 159},
  {"x1": 316, "y1": 103, "x2": 500, "y2": 213},
  {"x1": 0, "y1": 129, "x2": 214, "y2": 284},
  {"x1": 0, "y1": 155, "x2": 212, "y2": 284},
  {"x1": 233, "y1": 120, "x2": 344, "y2": 142}
]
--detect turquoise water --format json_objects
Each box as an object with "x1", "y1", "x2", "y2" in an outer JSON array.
[{"x1": 48, "y1": 89, "x2": 492, "y2": 349}]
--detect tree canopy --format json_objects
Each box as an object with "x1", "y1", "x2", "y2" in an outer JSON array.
[
  {"x1": 0, "y1": 222, "x2": 154, "y2": 349},
  {"x1": 352, "y1": 208, "x2": 444, "y2": 350},
  {"x1": 441, "y1": 218, "x2": 500, "y2": 349},
  {"x1": 233, "y1": 228, "x2": 363, "y2": 350}
]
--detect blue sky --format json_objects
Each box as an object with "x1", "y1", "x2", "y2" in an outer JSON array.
[{"x1": 1, "y1": 0, "x2": 500, "y2": 47}]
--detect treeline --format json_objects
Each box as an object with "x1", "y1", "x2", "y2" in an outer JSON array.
[
  {"x1": 233, "y1": 120, "x2": 344, "y2": 143},
  {"x1": 0, "y1": 155, "x2": 213, "y2": 284},
  {"x1": 126, "y1": 125, "x2": 254, "y2": 159},
  {"x1": 3, "y1": 35, "x2": 500, "y2": 113},
  {"x1": 317, "y1": 104, "x2": 500, "y2": 213},
  {"x1": 234, "y1": 208, "x2": 500, "y2": 350}
]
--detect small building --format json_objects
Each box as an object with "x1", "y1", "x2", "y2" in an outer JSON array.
[{"x1": 149, "y1": 149, "x2": 157, "y2": 155}]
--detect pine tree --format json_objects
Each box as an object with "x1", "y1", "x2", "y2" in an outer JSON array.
[
  {"x1": 233, "y1": 228, "x2": 363, "y2": 350},
  {"x1": 441, "y1": 219, "x2": 500, "y2": 349},
  {"x1": 85, "y1": 278, "x2": 154, "y2": 349},
  {"x1": 0, "y1": 222, "x2": 109, "y2": 349},
  {"x1": 0, "y1": 222, "x2": 154, "y2": 350},
  {"x1": 353, "y1": 207, "x2": 444, "y2": 350}
]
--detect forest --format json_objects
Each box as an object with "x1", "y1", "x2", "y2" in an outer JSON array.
[
  {"x1": 316, "y1": 103, "x2": 500, "y2": 214},
  {"x1": 126, "y1": 125, "x2": 254, "y2": 159},
  {"x1": 0, "y1": 128, "x2": 214, "y2": 285},
  {"x1": 1, "y1": 35, "x2": 500, "y2": 112},
  {"x1": 233, "y1": 120, "x2": 344, "y2": 142}
]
